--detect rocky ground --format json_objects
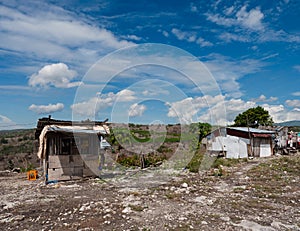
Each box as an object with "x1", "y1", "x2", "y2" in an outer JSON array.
[{"x1": 0, "y1": 153, "x2": 299, "y2": 231}]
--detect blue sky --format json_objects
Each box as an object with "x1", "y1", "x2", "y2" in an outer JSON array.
[{"x1": 0, "y1": 0, "x2": 299, "y2": 129}]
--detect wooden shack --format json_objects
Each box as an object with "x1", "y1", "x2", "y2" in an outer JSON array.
[
  {"x1": 226, "y1": 127, "x2": 275, "y2": 157},
  {"x1": 35, "y1": 117, "x2": 110, "y2": 183}
]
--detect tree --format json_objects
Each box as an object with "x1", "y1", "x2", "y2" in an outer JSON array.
[
  {"x1": 233, "y1": 106, "x2": 273, "y2": 127},
  {"x1": 189, "y1": 122, "x2": 212, "y2": 142}
]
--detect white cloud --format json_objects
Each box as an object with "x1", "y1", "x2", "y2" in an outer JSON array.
[
  {"x1": 219, "y1": 32, "x2": 250, "y2": 43},
  {"x1": 292, "y1": 92, "x2": 300, "y2": 96},
  {"x1": 253, "y1": 95, "x2": 278, "y2": 103},
  {"x1": 0, "y1": 115, "x2": 19, "y2": 130},
  {"x1": 171, "y1": 28, "x2": 213, "y2": 47},
  {"x1": 196, "y1": 37, "x2": 213, "y2": 47},
  {"x1": 286, "y1": 108, "x2": 300, "y2": 121},
  {"x1": 116, "y1": 89, "x2": 137, "y2": 102},
  {"x1": 285, "y1": 99, "x2": 300, "y2": 108},
  {"x1": 162, "y1": 30, "x2": 169, "y2": 37},
  {"x1": 28, "y1": 103, "x2": 64, "y2": 114},
  {"x1": 0, "y1": 115, "x2": 14, "y2": 125},
  {"x1": 294, "y1": 65, "x2": 300, "y2": 72},
  {"x1": 224, "y1": 6, "x2": 235, "y2": 15},
  {"x1": 190, "y1": 3, "x2": 198, "y2": 12},
  {"x1": 28, "y1": 63, "x2": 81, "y2": 88},
  {"x1": 71, "y1": 89, "x2": 136, "y2": 117},
  {"x1": 207, "y1": 4, "x2": 300, "y2": 44},
  {"x1": 166, "y1": 93, "x2": 300, "y2": 125},
  {"x1": 124, "y1": 35, "x2": 142, "y2": 41},
  {"x1": 202, "y1": 53, "x2": 267, "y2": 97},
  {"x1": 128, "y1": 103, "x2": 146, "y2": 117},
  {"x1": 261, "y1": 103, "x2": 285, "y2": 122},
  {"x1": 0, "y1": 3, "x2": 133, "y2": 67},
  {"x1": 198, "y1": 98, "x2": 256, "y2": 125},
  {"x1": 206, "y1": 5, "x2": 264, "y2": 31},
  {"x1": 236, "y1": 6, "x2": 264, "y2": 30},
  {"x1": 166, "y1": 95, "x2": 225, "y2": 124}
]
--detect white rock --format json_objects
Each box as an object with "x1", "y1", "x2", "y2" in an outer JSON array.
[
  {"x1": 181, "y1": 182, "x2": 188, "y2": 188},
  {"x1": 122, "y1": 207, "x2": 132, "y2": 214}
]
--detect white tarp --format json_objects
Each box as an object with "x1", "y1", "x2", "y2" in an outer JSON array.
[
  {"x1": 208, "y1": 136, "x2": 248, "y2": 159},
  {"x1": 37, "y1": 124, "x2": 110, "y2": 159},
  {"x1": 260, "y1": 144, "x2": 272, "y2": 157}
]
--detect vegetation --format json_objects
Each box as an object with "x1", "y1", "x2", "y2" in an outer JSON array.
[
  {"x1": 186, "y1": 122, "x2": 212, "y2": 172},
  {"x1": 233, "y1": 106, "x2": 273, "y2": 127},
  {"x1": 117, "y1": 152, "x2": 167, "y2": 168},
  {"x1": 0, "y1": 129, "x2": 36, "y2": 170},
  {"x1": 189, "y1": 122, "x2": 212, "y2": 144},
  {"x1": 0, "y1": 129, "x2": 35, "y2": 156},
  {"x1": 186, "y1": 148, "x2": 205, "y2": 173}
]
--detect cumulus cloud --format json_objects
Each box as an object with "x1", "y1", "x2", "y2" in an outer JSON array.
[
  {"x1": 28, "y1": 63, "x2": 81, "y2": 88},
  {"x1": 166, "y1": 93, "x2": 300, "y2": 125},
  {"x1": 128, "y1": 103, "x2": 146, "y2": 117},
  {"x1": 285, "y1": 99, "x2": 300, "y2": 108},
  {"x1": 166, "y1": 95, "x2": 225, "y2": 124},
  {"x1": 286, "y1": 109, "x2": 300, "y2": 121},
  {"x1": 261, "y1": 104, "x2": 285, "y2": 122},
  {"x1": 116, "y1": 89, "x2": 136, "y2": 102},
  {"x1": 28, "y1": 103, "x2": 64, "y2": 114},
  {"x1": 71, "y1": 89, "x2": 136, "y2": 117},
  {"x1": 206, "y1": 5, "x2": 264, "y2": 30},
  {"x1": 197, "y1": 98, "x2": 256, "y2": 125},
  {"x1": 252, "y1": 95, "x2": 278, "y2": 103},
  {"x1": 236, "y1": 6, "x2": 264, "y2": 30}
]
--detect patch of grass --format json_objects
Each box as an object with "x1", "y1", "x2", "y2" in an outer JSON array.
[
  {"x1": 129, "y1": 204, "x2": 145, "y2": 212},
  {"x1": 246, "y1": 155, "x2": 300, "y2": 198},
  {"x1": 165, "y1": 192, "x2": 177, "y2": 200},
  {"x1": 212, "y1": 157, "x2": 248, "y2": 169},
  {"x1": 117, "y1": 154, "x2": 140, "y2": 167},
  {"x1": 186, "y1": 151, "x2": 204, "y2": 173},
  {"x1": 233, "y1": 187, "x2": 246, "y2": 193},
  {"x1": 117, "y1": 152, "x2": 167, "y2": 168},
  {"x1": 20, "y1": 163, "x2": 34, "y2": 172}
]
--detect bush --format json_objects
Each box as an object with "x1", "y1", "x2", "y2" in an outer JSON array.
[
  {"x1": 186, "y1": 151, "x2": 204, "y2": 173},
  {"x1": 1, "y1": 137, "x2": 8, "y2": 144}
]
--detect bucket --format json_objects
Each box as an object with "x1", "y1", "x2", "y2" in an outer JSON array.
[{"x1": 27, "y1": 170, "x2": 38, "y2": 181}]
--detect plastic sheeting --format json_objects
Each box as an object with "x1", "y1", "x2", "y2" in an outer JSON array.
[{"x1": 37, "y1": 124, "x2": 110, "y2": 159}]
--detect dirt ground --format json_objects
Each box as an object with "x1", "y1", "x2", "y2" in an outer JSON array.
[{"x1": 0, "y1": 153, "x2": 299, "y2": 231}]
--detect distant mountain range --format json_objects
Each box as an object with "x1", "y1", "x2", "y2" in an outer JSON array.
[{"x1": 275, "y1": 120, "x2": 300, "y2": 127}]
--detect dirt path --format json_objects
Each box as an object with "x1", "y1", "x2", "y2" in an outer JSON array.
[{"x1": 0, "y1": 154, "x2": 299, "y2": 231}]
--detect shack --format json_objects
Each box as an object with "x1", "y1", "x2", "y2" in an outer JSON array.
[
  {"x1": 207, "y1": 127, "x2": 275, "y2": 158},
  {"x1": 35, "y1": 117, "x2": 110, "y2": 183}
]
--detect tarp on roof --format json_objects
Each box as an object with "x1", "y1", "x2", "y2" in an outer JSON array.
[{"x1": 37, "y1": 125, "x2": 110, "y2": 159}]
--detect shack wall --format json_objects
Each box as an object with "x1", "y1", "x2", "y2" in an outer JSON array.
[{"x1": 45, "y1": 132, "x2": 100, "y2": 182}]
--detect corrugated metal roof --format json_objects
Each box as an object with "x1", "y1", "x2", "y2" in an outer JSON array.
[{"x1": 228, "y1": 127, "x2": 275, "y2": 134}]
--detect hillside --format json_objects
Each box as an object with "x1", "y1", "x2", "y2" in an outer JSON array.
[
  {"x1": 275, "y1": 120, "x2": 300, "y2": 127},
  {"x1": 0, "y1": 129, "x2": 38, "y2": 171}
]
